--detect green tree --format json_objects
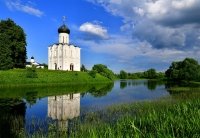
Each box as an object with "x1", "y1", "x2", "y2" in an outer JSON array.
[
  {"x1": 81, "y1": 64, "x2": 87, "y2": 72},
  {"x1": 88, "y1": 69, "x2": 97, "y2": 78},
  {"x1": 147, "y1": 68, "x2": 157, "y2": 79},
  {"x1": 165, "y1": 58, "x2": 200, "y2": 81},
  {"x1": 120, "y1": 70, "x2": 128, "y2": 79},
  {"x1": 0, "y1": 18, "x2": 27, "y2": 70},
  {"x1": 41, "y1": 63, "x2": 48, "y2": 68},
  {"x1": 26, "y1": 66, "x2": 38, "y2": 78},
  {"x1": 92, "y1": 64, "x2": 114, "y2": 80}
]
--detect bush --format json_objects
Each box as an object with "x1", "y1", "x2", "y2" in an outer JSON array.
[
  {"x1": 88, "y1": 70, "x2": 97, "y2": 78},
  {"x1": 26, "y1": 66, "x2": 38, "y2": 78},
  {"x1": 92, "y1": 64, "x2": 115, "y2": 80}
]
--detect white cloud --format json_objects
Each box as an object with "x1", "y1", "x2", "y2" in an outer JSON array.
[
  {"x1": 120, "y1": 23, "x2": 130, "y2": 31},
  {"x1": 79, "y1": 22, "x2": 109, "y2": 40},
  {"x1": 74, "y1": 33, "x2": 200, "y2": 72},
  {"x1": 87, "y1": 0, "x2": 200, "y2": 49},
  {"x1": 133, "y1": 7, "x2": 145, "y2": 17},
  {"x1": 172, "y1": 0, "x2": 196, "y2": 9},
  {"x1": 4, "y1": 0, "x2": 44, "y2": 17}
]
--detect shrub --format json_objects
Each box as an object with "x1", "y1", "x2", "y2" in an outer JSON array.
[
  {"x1": 88, "y1": 70, "x2": 97, "y2": 78},
  {"x1": 26, "y1": 66, "x2": 38, "y2": 78}
]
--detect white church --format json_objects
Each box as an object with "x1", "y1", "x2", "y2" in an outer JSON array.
[{"x1": 48, "y1": 16, "x2": 81, "y2": 71}]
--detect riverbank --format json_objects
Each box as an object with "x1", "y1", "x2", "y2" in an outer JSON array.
[{"x1": 0, "y1": 69, "x2": 112, "y2": 87}]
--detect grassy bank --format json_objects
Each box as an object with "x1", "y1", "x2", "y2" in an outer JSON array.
[{"x1": 0, "y1": 69, "x2": 112, "y2": 87}]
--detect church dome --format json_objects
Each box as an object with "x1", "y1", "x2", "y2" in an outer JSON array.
[
  {"x1": 58, "y1": 24, "x2": 70, "y2": 34},
  {"x1": 31, "y1": 56, "x2": 34, "y2": 59}
]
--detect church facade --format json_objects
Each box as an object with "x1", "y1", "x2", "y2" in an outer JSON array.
[{"x1": 48, "y1": 17, "x2": 81, "y2": 71}]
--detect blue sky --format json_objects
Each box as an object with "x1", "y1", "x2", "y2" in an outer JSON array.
[{"x1": 1, "y1": 0, "x2": 200, "y2": 73}]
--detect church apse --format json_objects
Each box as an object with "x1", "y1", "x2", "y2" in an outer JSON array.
[{"x1": 47, "y1": 94, "x2": 80, "y2": 130}]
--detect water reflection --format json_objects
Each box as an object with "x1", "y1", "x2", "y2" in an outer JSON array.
[
  {"x1": 0, "y1": 99, "x2": 26, "y2": 138},
  {"x1": 88, "y1": 83, "x2": 114, "y2": 97},
  {"x1": 120, "y1": 80, "x2": 165, "y2": 91},
  {"x1": 25, "y1": 91, "x2": 38, "y2": 108},
  {"x1": 48, "y1": 94, "x2": 80, "y2": 130},
  {"x1": 120, "y1": 81, "x2": 127, "y2": 89}
]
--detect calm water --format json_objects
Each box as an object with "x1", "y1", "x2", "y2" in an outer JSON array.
[
  {"x1": 3, "y1": 80, "x2": 198, "y2": 135},
  {"x1": 0, "y1": 80, "x2": 171, "y2": 120}
]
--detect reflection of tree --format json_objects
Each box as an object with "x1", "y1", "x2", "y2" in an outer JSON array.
[
  {"x1": 165, "y1": 81, "x2": 200, "y2": 95},
  {"x1": 147, "y1": 81, "x2": 157, "y2": 91},
  {"x1": 89, "y1": 83, "x2": 114, "y2": 97},
  {"x1": 132, "y1": 81, "x2": 144, "y2": 86},
  {"x1": 144, "y1": 80, "x2": 165, "y2": 91},
  {"x1": 25, "y1": 91, "x2": 38, "y2": 108},
  {"x1": 120, "y1": 81, "x2": 127, "y2": 89},
  {"x1": 0, "y1": 98, "x2": 26, "y2": 138}
]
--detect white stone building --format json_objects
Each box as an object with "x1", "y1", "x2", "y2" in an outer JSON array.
[
  {"x1": 26, "y1": 56, "x2": 44, "y2": 68},
  {"x1": 48, "y1": 17, "x2": 81, "y2": 71}
]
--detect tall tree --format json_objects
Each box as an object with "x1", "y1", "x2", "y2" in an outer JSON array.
[
  {"x1": 0, "y1": 18, "x2": 27, "y2": 70},
  {"x1": 165, "y1": 58, "x2": 200, "y2": 81},
  {"x1": 147, "y1": 68, "x2": 157, "y2": 79},
  {"x1": 81, "y1": 64, "x2": 87, "y2": 72},
  {"x1": 120, "y1": 70, "x2": 128, "y2": 79},
  {"x1": 92, "y1": 64, "x2": 115, "y2": 80}
]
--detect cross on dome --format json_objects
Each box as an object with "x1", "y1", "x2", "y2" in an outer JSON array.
[{"x1": 63, "y1": 16, "x2": 66, "y2": 24}]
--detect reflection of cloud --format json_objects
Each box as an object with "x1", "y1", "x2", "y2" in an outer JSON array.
[
  {"x1": 4, "y1": 0, "x2": 44, "y2": 17},
  {"x1": 79, "y1": 22, "x2": 109, "y2": 41}
]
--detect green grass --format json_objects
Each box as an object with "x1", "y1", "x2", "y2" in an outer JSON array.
[{"x1": 0, "y1": 69, "x2": 112, "y2": 86}]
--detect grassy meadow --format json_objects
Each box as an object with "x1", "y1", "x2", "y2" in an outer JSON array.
[{"x1": 0, "y1": 68, "x2": 112, "y2": 87}]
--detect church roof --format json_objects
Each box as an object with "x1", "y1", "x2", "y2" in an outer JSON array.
[{"x1": 58, "y1": 24, "x2": 70, "y2": 34}]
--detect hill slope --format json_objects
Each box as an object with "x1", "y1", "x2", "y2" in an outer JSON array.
[{"x1": 0, "y1": 69, "x2": 112, "y2": 86}]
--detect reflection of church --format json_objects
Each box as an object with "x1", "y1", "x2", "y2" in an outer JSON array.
[
  {"x1": 48, "y1": 16, "x2": 81, "y2": 71},
  {"x1": 48, "y1": 94, "x2": 80, "y2": 130}
]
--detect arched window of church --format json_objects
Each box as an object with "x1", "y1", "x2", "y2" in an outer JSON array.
[{"x1": 63, "y1": 36, "x2": 64, "y2": 43}]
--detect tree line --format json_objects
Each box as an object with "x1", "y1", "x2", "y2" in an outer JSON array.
[{"x1": 117, "y1": 68, "x2": 165, "y2": 79}]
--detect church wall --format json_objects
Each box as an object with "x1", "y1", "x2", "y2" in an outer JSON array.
[{"x1": 48, "y1": 44, "x2": 80, "y2": 71}]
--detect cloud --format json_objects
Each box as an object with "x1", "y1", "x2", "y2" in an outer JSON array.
[
  {"x1": 4, "y1": 0, "x2": 44, "y2": 17},
  {"x1": 79, "y1": 22, "x2": 109, "y2": 41},
  {"x1": 120, "y1": 23, "x2": 130, "y2": 31},
  {"x1": 132, "y1": 21, "x2": 186, "y2": 48},
  {"x1": 87, "y1": 0, "x2": 200, "y2": 50},
  {"x1": 74, "y1": 33, "x2": 200, "y2": 72}
]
